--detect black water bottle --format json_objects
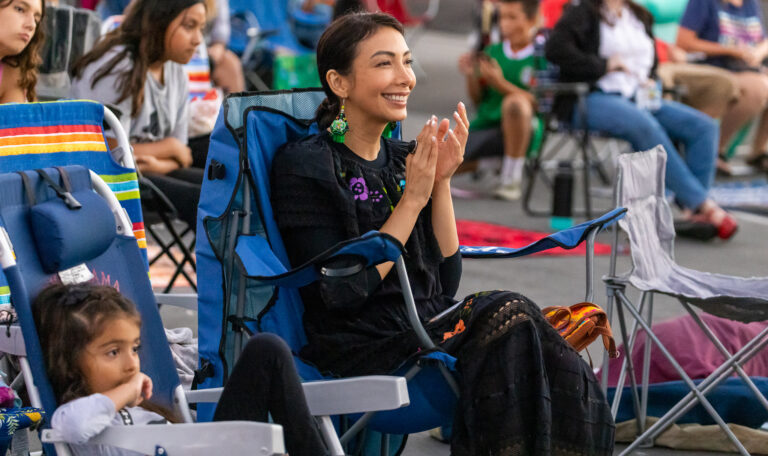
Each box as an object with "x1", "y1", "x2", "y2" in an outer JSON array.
[{"x1": 550, "y1": 161, "x2": 574, "y2": 230}]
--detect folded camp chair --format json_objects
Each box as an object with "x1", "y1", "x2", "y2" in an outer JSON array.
[
  {"x1": 194, "y1": 88, "x2": 627, "y2": 455},
  {"x1": 602, "y1": 146, "x2": 768, "y2": 455}
]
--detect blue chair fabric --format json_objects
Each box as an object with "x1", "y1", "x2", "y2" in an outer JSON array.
[{"x1": 0, "y1": 167, "x2": 181, "y2": 455}]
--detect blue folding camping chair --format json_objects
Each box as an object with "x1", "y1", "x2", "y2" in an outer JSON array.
[
  {"x1": 195, "y1": 88, "x2": 627, "y2": 454},
  {"x1": 0, "y1": 165, "x2": 285, "y2": 455}
]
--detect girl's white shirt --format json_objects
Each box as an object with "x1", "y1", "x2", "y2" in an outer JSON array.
[
  {"x1": 596, "y1": 6, "x2": 655, "y2": 98},
  {"x1": 52, "y1": 393, "x2": 166, "y2": 456}
]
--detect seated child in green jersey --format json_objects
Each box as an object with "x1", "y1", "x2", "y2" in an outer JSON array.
[{"x1": 458, "y1": 0, "x2": 544, "y2": 201}]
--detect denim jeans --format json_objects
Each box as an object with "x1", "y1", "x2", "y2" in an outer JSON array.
[{"x1": 574, "y1": 92, "x2": 718, "y2": 210}]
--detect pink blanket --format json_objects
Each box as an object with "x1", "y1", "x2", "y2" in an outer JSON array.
[{"x1": 601, "y1": 313, "x2": 768, "y2": 387}]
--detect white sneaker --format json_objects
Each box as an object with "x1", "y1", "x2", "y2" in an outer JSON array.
[{"x1": 494, "y1": 181, "x2": 522, "y2": 201}]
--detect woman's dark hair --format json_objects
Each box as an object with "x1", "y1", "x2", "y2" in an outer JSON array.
[
  {"x1": 71, "y1": 0, "x2": 205, "y2": 117},
  {"x1": 33, "y1": 283, "x2": 141, "y2": 404},
  {"x1": 591, "y1": 0, "x2": 653, "y2": 28},
  {"x1": 0, "y1": 0, "x2": 45, "y2": 102},
  {"x1": 315, "y1": 12, "x2": 405, "y2": 129}
]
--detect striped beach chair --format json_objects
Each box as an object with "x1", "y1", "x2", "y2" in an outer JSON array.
[{"x1": 0, "y1": 100, "x2": 145, "y2": 304}]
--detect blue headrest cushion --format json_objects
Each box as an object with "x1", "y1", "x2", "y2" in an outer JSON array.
[{"x1": 30, "y1": 190, "x2": 117, "y2": 273}]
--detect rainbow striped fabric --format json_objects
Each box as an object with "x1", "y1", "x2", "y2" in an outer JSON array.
[
  {"x1": 0, "y1": 100, "x2": 148, "y2": 304},
  {"x1": 186, "y1": 44, "x2": 213, "y2": 101}
]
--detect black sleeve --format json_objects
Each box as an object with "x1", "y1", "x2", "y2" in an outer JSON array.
[
  {"x1": 545, "y1": 4, "x2": 608, "y2": 84},
  {"x1": 438, "y1": 248, "x2": 462, "y2": 298}
]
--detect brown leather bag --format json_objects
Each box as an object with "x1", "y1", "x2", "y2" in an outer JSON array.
[{"x1": 542, "y1": 302, "x2": 619, "y2": 359}]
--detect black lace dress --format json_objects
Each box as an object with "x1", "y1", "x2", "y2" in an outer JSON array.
[{"x1": 271, "y1": 132, "x2": 615, "y2": 455}]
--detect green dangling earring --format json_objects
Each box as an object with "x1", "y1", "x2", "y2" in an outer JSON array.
[
  {"x1": 330, "y1": 100, "x2": 349, "y2": 143},
  {"x1": 382, "y1": 121, "x2": 398, "y2": 138}
]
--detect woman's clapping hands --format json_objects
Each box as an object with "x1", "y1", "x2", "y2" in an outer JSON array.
[{"x1": 402, "y1": 102, "x2": 469, "y2": 209}]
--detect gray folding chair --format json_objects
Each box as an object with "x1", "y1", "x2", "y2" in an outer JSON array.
[{"x1": 602, "y1": 146, "x2": 768, "y2": 455}]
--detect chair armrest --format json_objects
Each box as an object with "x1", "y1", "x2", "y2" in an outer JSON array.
[
  {"x1": 184, "y1": 387, "x2": 223, "y2": 404},
  {"x1": 302, "y1": 376, "x2": 409, "y2": 416},
  {"x1": 41, "y1": 422, "x2": 285, "y2": 456},
  {"x1": 154, "y1": 293, "x2": 197, "y2": 311},
  {"x1": 460, "y1": 207, "x2": 626, "y2": 259},
  {"x1": 184, "y1": 376, "x2": 409, "y2": 416},
  {"x1": 235, "y1": 231, "x2": 404, "y2": 289}
]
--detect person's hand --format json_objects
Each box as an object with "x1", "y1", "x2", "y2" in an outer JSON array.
[
  {"x1": 402, "y1": 119, "x2": 438, "y2": 210},
  {"x1": 478, "y1": 57, "x2": 505, "y2": 86},
  {"x1": 135, "y1": 155, "x2": 179, "y2": 175},
  {"x1": 667, "y1": 44, "x2": 688, "y2": 63},
  {"x1": 124, "y1": 372, "x2": 153, "y2": 407},
  {"x1": 458, "y1": 52, "x2": 475, "y2": 76},
  {"x1": 166, "y1": 137, "x2": 193, "y2": 168},
  {"x1": 744, "y1": 47, "x2": 763, "y2": 68},
  {"x1": 606, "y1": 55, "x2": 628, "y2": 73},
  {"x1": 433, "y1": 102, "x2": 470, "y2": 186},
  {"x1": 729, "y1": 46, "x2": 757, "y2": 66},
  {"x1": 106, "y1": 372, "x2": 153, "y2": 410}
]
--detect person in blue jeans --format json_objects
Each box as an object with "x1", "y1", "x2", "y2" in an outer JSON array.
[{"x1": 546, "y1": 0, "x2": 738, "y2": 240}]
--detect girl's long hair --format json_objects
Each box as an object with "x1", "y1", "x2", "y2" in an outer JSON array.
[
  {"x1": 33, "y1": 283, "x2": 142, "y2": 405},
  {"x1": 33, "y1": 283, "x2": 181, "y2": 423},
  {"x1": 71, "y1": 0, "x2": 204, "y2": 117},
  {"x1": 315, "y1": 12, "x2": 405, "y2": 130},
  {"x1": 0, "y1": 0, "x2": 45, "y2": 102}
]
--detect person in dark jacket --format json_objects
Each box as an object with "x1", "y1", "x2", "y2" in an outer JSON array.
[{"x1": 546, "y1": 0, "x2": 739, "y2": 240}]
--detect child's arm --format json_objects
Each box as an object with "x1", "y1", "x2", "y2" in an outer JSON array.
[
  {"x1": 478, "y1": 58, "x2": 535, "y2": 104},
  {"x1": 51, "y1": 394, "x2": 119, "y2": 444},
  {"x1": 50, "y1": 373, "x2": 152, "y2": 444},
  {"x1": 106, "y1": 137, "x2": 192, "y2": 173}
]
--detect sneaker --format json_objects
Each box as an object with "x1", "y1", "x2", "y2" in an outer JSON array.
[{"x1": 494, "y1": 181, "x2": 522, "y2": 201}]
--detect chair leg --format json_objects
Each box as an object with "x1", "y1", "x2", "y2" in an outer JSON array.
[
  {"x1": 614, "y1": 294, "x2": 644, "y2": 436},
  {"x1": 614, "y1": 290, "x2": 751, "y2": 456},
  {"x1": 638, "y1": 293, "x2": 654, "y2": 436},
  {"x1": 623, "y1": 326, "x2": 768, "y2": 455},
  {"x1": 609, "y1": 291, "x2": 648, "y2": 418}
]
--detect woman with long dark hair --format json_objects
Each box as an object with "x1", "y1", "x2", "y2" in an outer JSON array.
[
  {"x1": 271, "y1": 12, "x2": 615, "y2": 455},
  {"x1": 71, "y1": 0, "x2": 206, "y2": 229},
  {"x1": 0, "y1": 0, "x2": 44, "y2": 102},
  {"x1": 546, "y1": 0, "x2": 738, "y2": 240}
]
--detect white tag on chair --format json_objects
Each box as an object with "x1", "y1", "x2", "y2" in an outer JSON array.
[{"x1": 58, "y1": 264, "x2": 94, "y2": 285}]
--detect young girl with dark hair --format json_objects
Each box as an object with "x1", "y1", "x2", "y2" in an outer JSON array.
[
  {"x1": 271, "y1": 11, "x2": 615, "y2": 455},
  {"x1": 36, "y1": 283, "x2": 326, "y2": 456},
  {"x1": 546, "y1": 0, "x2": 739, "y2": 240},
  {"x1": 0, "y1": 0, "x2": 44, "y2": 103},
  {"x1": 71, "y1": 0, "x2": 206, "y2": 229}
]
